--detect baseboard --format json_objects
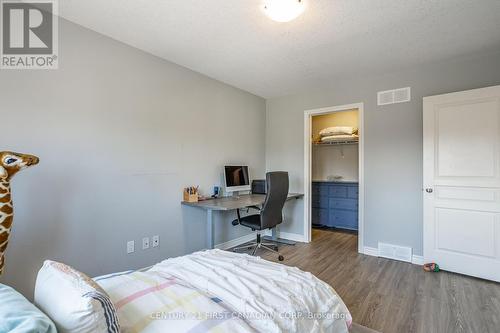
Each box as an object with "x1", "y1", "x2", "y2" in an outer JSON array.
[
  {"x1": 363, "y1": 246, "x2": 424, "y2": 266},
  {"x1": 276, "y1": 231, "x2": 306, "y2": 242},
  {"x1": 215, "y1": 233, "x2": 256, "y2": 250},
  {"x1": 363, "y1": 246, "x2": 379, "y2": 257},
  {"x1": 411, "y1": 255, "x2": 424, "y2": 265},
  {"x1": 264, "y1": 230, "x2": 306, "y2": 242},
  {"x1": 215, "y1": 230, "x2": 306, "y2": 251}
]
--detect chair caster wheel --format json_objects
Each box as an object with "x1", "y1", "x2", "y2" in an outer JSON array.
[{"x1": 278, "y1": 255, "x2": 284, "y2": 261}]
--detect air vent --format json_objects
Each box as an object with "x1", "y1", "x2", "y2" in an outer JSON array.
[
  {"x1": 377, "y1": 87, "x2": 411, "y2": 106},
  {"x1": 378, "y1": 242, "x2": 412, "y2": 263}
]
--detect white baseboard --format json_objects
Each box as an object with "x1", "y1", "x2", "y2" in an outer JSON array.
[
  {"x1": 215, "y1": 233, "x2": 256, "y2": 250},
  {"x1": 263, "y1": 230, "x2": 306, "y2": 242},
  {"x1": 362, "y1": 246, "x2": 379, "y2": 257},
  {"x1": 363, "y1": 246, "x2": 424, "y2": 266},
  {"x1": 411, "y1": 255, "x2": 424, "y2": 265},
  {"x1": 216, "y1": 230, "x2": 306, "y2": 251}
]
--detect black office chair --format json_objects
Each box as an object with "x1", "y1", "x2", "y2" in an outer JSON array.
[{"x1": 232, "y1": 172, "x2": 289, "y2": 261}]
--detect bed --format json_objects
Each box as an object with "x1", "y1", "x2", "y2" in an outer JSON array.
[{"x1": 33, "y1": 249, "x2": 352, "y2": 333}]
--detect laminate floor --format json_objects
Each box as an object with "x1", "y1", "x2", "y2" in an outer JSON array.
[{"x1": 239, "y1": 229, "x2": 500, "y2": 333}]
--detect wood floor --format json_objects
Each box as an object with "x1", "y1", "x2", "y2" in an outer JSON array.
[{"x1": 250, "y1": 229, "x2": 500, "y2": 333}]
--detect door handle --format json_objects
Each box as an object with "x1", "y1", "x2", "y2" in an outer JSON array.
[{"x1": 425, "y1": 188, "x2": 433, "y2": 193}]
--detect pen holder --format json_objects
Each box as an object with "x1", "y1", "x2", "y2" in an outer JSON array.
[{"x1": 183, "y1": 190, "x2": 199, "y2": 203}]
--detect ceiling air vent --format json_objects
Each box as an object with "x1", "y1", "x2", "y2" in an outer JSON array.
[{"x1": 377, "y1": 87, "x2": 411, "y2": 106}]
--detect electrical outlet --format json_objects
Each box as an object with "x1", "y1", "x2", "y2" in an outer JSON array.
[
  {"x1": 127, "y1": 240, "x2": 135, "y2": 254},
  {"x1": 142, "y1": 237, "x2": 150, "y2": 250},
  {"x1": 152, "y1": 235, "x2": 160, "y2": 248}
]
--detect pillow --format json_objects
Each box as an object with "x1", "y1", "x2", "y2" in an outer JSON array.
[
  {"x1": 34, "y1": 260, "x2": 120, "y2": 333},
  {"x1": 319, "y1": 126, "x2": 356, "y2": 136},
  {"x1": 0, "y1": 283, "x2": 57, "y2": 333}
]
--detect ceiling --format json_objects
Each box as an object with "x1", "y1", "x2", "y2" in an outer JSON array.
[{"x1": 60, "y1": 0, "x2": 500, "y2": 98}]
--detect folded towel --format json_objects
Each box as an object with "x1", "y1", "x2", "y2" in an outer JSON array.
[{"x1": 319, "y1": 126, "x2": 357, "y2": 136}]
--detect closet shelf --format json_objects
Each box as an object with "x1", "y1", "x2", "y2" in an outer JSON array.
[{"x1": 313, "y1": 140, "x2": 359, "y2": 146}]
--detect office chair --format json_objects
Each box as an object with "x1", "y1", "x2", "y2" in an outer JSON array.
[{"x1": 232, "y1": 172, "x2": 289, "y2": 261}]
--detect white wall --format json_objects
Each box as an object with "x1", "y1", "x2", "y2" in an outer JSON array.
[
  {"x1": 312, "y1": 145, "x2": 358, "y2": 182},
  {"x1": 0, "y1": 19, "x2": 266, "y2": 298},
  {"x1": 266, "y1": 50, "x2": 500, "y2": 255}
]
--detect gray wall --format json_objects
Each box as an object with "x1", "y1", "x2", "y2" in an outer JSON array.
[
  {"x1": 0, "y1": 19, "x2": 266, "y2": 297},
  {"x1": 267, "y1": 50, "x2": 500, "y2": 255}
]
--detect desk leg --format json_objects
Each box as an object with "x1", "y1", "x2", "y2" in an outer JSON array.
[{"x1": 207, "y1": 209, "x2": 214, "y2": 249}]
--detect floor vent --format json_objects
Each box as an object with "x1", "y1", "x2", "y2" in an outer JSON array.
[
  {"x1": 378, "y1": 242, "x2": 412, "y2": 263},
  {"x1": 377, "y1": 87, "x2": 411, "y2": 105}
]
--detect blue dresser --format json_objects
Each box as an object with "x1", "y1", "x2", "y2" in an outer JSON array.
[{"x1": 312, "y1": 181, "x2": 358, "y2": 230}]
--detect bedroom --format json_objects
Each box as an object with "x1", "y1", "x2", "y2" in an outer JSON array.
[{"x1": 1, "y1": 1, "x2": 500, "y2": 333}]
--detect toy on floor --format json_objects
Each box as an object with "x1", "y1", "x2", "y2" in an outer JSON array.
[{"x1": 423, "y1": 263, "x2": 440, "y2": 272}]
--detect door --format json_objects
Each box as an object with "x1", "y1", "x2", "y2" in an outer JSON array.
[{"x1": 423, "y1": 85, "x2": 500, "y2": 282}]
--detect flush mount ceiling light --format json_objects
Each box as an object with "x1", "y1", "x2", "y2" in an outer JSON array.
[{"x1": 262, "y1": 0, "x2": 306, "y2": 23}]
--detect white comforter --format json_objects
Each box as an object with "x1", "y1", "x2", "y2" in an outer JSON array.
[{"x1": 150, "y1": 249, "x2": 352, "y2": 333}]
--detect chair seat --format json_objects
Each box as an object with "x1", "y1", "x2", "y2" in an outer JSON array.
[{"x1": 239, "y1": 214, "x2": 263, "y2": 230}]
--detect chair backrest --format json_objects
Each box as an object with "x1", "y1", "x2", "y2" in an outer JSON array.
[{"x1": 260, "y1": 172, "x2": 289, "y2": 229}]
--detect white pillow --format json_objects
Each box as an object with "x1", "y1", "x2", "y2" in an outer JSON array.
[
  {"x1": 34, "y1": 260, "x2": 120, "y2": 333},
  {"x1": 319, "y1": 126, "x2": 356, "y2": 136}
]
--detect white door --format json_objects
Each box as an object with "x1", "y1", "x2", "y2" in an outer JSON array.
[{"x1": 423, "y1": 85, "x2": 500, "y2": 282}]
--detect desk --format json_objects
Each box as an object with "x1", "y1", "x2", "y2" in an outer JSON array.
[{"x1": 182, "y1": 193, "x2": 303, "y2": 249}]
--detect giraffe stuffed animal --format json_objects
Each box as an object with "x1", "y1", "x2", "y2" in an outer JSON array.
[{"x1": 0, "y1": 151, "x2": 39, "y2": 276}]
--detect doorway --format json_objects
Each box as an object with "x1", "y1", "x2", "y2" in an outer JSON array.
[{"x1": 304, "y1": 103, "x2": 365, "y2": 253}]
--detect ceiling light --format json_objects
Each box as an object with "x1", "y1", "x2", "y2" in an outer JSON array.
[{"x1": 262, "y1": 0, "x2": 305, "y2": 23}]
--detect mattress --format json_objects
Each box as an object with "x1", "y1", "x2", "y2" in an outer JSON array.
[{"x1": 96, "y1": 249, "x2": 352, "y2": 333}]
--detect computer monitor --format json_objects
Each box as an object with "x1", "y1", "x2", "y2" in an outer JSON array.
[{"x1": 224, "y1": 165, "x2": 250, "y2": 193}]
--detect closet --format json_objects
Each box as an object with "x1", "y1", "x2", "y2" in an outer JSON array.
[{"x1": 311, "y1": 109, "x2": 359, "y2": 231}]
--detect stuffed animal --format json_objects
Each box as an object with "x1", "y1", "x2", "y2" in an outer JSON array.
[{"x1": 0, "y1": 151, "x2": 39, "y2": 275}]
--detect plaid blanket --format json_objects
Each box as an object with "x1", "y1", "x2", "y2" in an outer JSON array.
[{"x1": 95, "y1": 269, "x2": 254, "y2": 333}]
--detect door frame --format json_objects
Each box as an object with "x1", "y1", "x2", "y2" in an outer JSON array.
[{"x1": 303, "y1": 102, "x2": 365, "y2": 253}]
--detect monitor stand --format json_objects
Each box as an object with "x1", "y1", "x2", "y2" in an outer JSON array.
[{"x1": 231, "y1": 191, "x2": 241, "y2": 199}]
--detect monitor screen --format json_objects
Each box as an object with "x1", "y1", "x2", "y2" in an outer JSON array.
[{"x1": 224, "y1": 166, "x2": 250, "y2": 188}]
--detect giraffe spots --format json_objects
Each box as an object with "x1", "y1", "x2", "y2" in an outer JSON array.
[
  {"x1": 0, "y1": 231, "x2": 8, "y2": 245},
  {"x1": 0, "y1": 205, "x2": 13, "y2": 215},
  {"x1": 0, "y1": 194, "x2": 11, "y2": 203},
  {"x1": 0, "y1": 187, "x2": 8, "y2": 194},
  {"x1": 0, "y1": 215, "x2": 12, "y2": 229},
  {"x1": 0, "y1": 242, "x2": 7, "y2": 253}
]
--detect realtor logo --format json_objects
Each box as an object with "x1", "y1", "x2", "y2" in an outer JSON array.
[{"x1": 1, "y1": 0, "x2": 58, "y2": 69}]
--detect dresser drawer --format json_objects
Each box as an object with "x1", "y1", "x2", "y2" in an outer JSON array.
[
  {"x1": 312, "y1": 195, "x2": 329, "y2": 209},
  {"x1": 329, "y1": 186, "x2": 347, "y2": 198},
  {"x1": 329, "y1": 210, "x2": 358, "y2": 230},
  {"x1": 329, "y1": 198, "x2": 358, "y2": 210},
  {"x1": 312, "y1": 183, "x2": 330, "y2": 196},
  {"x1": 347, "y1": 186, "x2": 359, "y2": 199},
  {"x1": 312, "y1": 208, "x2": 328, "y2": 225}
]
